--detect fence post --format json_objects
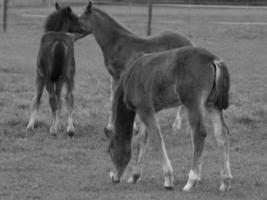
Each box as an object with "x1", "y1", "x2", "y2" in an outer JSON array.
[
  {"x1": 147, "y1": 0, "x2": 153, "y2": 36},
  {"x1": 3, "y1": 0, "x2": 8, "y2": 32}
]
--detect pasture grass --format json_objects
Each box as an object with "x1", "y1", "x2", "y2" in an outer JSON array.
[{"x1": 0, "y1": 4, "x2": 267, "y2": 200}]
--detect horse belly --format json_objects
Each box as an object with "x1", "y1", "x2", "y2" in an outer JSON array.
[{"x1": 153, "y1": 84, "x2": 181, "y2": 112}]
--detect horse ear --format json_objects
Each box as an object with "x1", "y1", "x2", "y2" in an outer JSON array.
[
  {"x1": 55, "y1": 2, "x2": 60, "y2": 10},
  {"x1": 87, "y1": 1, "x2": 92, "y2": 11},
  {"x1": 66, "y1": 6, "x2": 72, "y2": 14}
]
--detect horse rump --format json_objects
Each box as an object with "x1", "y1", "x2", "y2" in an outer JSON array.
[
  {"x1": 51, "y1": 41, "x2": 66, "y2": 82},
  {"x1": 212, "y1": 59, "x2": 230, "y2": 110}
]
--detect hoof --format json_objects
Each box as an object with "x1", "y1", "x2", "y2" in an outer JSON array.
[
  {"x1": 127, "y1": 174, "x2": 141, "y2": 184},
  {"x1": 50, "y1": 132, "x2": 57, "y2": 137},
  {"x1": 104, "y1": 127, "x2": 113, "y2": 139},
  {"x1": 109, "y1": 171, "x2": 120, "y2": 184},
  {"x1": 164, "y1": 185, "x2": 174, "y2": 190},
  {"x1": 26, "y1": 124, "x2": 34, "y2": 131},
  {"x1": 67, "y1": 130, "x2": 75, "y2": 138},
  {"x1": 26, "y1": 126, "x2": 34, "y2": 133},
  {"x1": 219, "y1": 178, "x2": 232, "y2": 192},
  {"x1": 164, "y1": 175, "x2": 174, "y2": 190},
  {"x1": 183, "y1": 179, "x2": 200, "y2": 192}
]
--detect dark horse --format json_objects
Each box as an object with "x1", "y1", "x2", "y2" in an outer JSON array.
[
  {"x1": 108, "y1": 46, "x2": 232, "y2": 192},
  {"x1": 78, "y1": 1, "x2": 193, "y2": 135},
  {"x1": 27, "y1": 2, "x2": 86, "y2": 136}
]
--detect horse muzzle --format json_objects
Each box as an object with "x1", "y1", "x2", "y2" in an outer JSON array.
[{"x1": 109, "y1": 170, "x2": 120, "y2": 183}]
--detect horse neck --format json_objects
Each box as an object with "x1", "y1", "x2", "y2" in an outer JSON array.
[
  {"x1": 113, "y1": 83, "x2": 136, "y2": 143},
  {"x1": 91, "y1": 9, "x2": 136, "y2": 52}
]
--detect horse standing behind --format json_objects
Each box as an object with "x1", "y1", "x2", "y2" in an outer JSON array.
[
  {"x1": 27, "y1": 2, "x2": 86, "y2": 136},
  {"x1": 78, "y1": 1, "x2": 193, "y2": 136},
  {"x1": 108, "y1": 46, "x2": 232, "y2": 192}
]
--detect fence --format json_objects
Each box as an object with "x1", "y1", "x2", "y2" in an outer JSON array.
[{"x1": 2, "y1": 0, "x2": 267, "y2": 7}]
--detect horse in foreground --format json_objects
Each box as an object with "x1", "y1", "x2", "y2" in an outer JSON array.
[
  {"x1": 108, "y1": 46, "x2": 232, "y2": 192},
  {"x1": 27, "y1": 3, "x2": 86, "y2": 136},
  {"x1": 78, "y1": 1, "x2": 193, "y2": 135}
]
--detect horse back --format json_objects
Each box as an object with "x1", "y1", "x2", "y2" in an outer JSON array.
[
  {"x1": 104, "y1": 31, "x2": 193, "y2": 79},
  {"x1": 144, "y1": 30, "x2": 193, "y2": 51},
  {"x1": 37, "y1": 32, "x2": 75, "y2": 81},
  {"x1": 121, "y1": 47, "x2": 220, "y2": 112}
]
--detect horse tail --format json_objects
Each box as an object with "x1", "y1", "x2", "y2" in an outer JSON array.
[
  {"x1": 51, "y1": 41, "x2": 66, "y2": 82},
  {"x1": 212, "y1": 59, "x2": 230, "y2": 110}
]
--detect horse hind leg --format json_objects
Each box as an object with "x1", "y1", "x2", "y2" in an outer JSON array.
[
  {"x1": 27, "y1": 75, "x2": 44, "y2": 130},
  {"x1": 127, "y1": 123, "x2": 148, "y2": 184},
  {"x1": 46, "y1": 81, "x2": 60, "y2": 136},
  {"x1": 137, "y1": 108, "x2": 174, "y2": 189},
  {"x1": 183, "y1": 105, "x2": 206, "y2": 191},
  {"x1": 55, "y1": 80, "x2": 64, "y2": 130},
  {"x1": 65, "y1": 78, "x2": 75, "y2": 137},
  {"x1": 209, "y1": 107, "x2": 232, "y2": 191}
]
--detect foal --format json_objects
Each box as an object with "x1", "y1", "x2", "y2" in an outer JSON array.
[
  {"x1": 108, "y1": 47, "x2": 232, "y2": 192},
  {"x1": 78, "y1": 1, "x2": 194, "y2": 135},
  {"x1": 27, "y1": 3, "x2": 86, "y2": 136}
]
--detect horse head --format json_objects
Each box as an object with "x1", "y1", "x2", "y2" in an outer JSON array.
[
  {"x1": 108, "y1": 134, "x2": 132, "y2": 183},
  {"x1": 107, "y1": 82, "x2": 135, "y2": 183},
  {"x1": 45, "y1": 2, "x2": 87, "y2": 33},
  {"x1": 79, "y1": 1, "x2": 93, "y2": 34}
]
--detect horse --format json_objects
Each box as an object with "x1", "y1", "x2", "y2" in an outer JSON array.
[
  {"x1": 26, "y1": 2, "x2": 86, "y2": 136},
  {"x1": 108, "y1": 46, "x2": 232, "y2": 192},
  {"x1": 78, "y1": 1, "x2": 193, "y2": 136}
]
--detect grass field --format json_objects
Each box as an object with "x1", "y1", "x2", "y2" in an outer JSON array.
[{"x1": 0, "y1": 4, "x2": 267, "y2": 200}]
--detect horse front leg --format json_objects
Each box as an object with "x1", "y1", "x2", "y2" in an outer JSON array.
[
  {"x1": 104, "y1": 76, "x2": 117, "y2": 138},
  {"x1": 127, "y1": 123, "x2": 148, "y2": 184},
  {"x1": 137, "y1": 108, "x2": 174, "y2": 189}
]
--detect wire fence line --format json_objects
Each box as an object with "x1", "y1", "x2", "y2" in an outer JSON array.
[
  {"x1": 2, "y1": 0, "x2": 267, "y2": 7},
  {"x1": 2, "y1": 0, "x2": 267, "y2": 33}
]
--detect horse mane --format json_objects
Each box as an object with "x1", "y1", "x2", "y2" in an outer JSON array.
[
  {"x1": 93, "y1": 7, "x2": 138, "y2": 37},
  {"x1": 112, "y1": 80, "x2": 136, "y2": 142},
  {"x1": 44, "y1": 8, "x2": 67, "y2": 32}
]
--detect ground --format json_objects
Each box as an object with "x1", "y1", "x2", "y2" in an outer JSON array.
[{"x1": 0, "y1": 4, "x2": 267, "y2": 200}]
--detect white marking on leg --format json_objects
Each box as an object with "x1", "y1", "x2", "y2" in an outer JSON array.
[
  {"x1": 154, "y1": 120, "x2": 174, "y2": 188},
  {"x1": 27, "y1": 110, "x2": 38, "y2": 130},
  {"x1": 210, "y1": 109, "x2": 232, "y2": 191},
  {"x1": 50, "y1": 114, "x2": 57, "y2": 135},
  {"x1": 172, "y1": 105, "x2": 183, "y2": 132},
  {"x1": 183, "y1": 169, "x2": 201, "y2": 191},
  {"x1": 67, "y1": 111, "x2": 75, "y2": 133},
  {"x1": 128, "y1": 124, "x2": 147, "y2": 183},
  {"x1": 107, "y1": 77, "x2": 115, "y2": 131},
  {"x1": 138, "y1": 111, "x2": 174, "y2": 188}
]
